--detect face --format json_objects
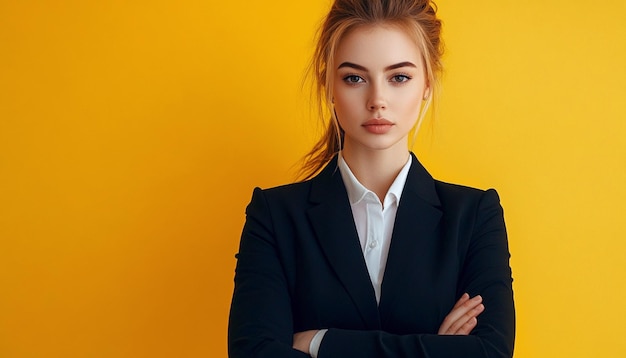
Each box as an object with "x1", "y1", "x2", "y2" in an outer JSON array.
[{"x1": 333, "y1": 25, "x2": 428, "y2": 155}]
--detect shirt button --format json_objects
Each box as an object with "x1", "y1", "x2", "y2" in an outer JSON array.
[{"x1": 369, "y1": 240, "x2": 378, "y2": 249}]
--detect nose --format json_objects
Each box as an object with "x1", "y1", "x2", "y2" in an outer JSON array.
[{"x1": 367, "y1": 83, "x2": 387, "y2": 111}]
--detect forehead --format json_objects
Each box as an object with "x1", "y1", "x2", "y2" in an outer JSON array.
[{"x1": 335, "y1": 24, "x2": 424, "y2": 68}]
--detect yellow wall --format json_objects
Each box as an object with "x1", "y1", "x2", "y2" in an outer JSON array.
[{"x1": 1, "y1": 1, "x2": 625, "y2": 357}]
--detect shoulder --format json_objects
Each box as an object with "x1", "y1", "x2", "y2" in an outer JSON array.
[
  {"x1": 248, "y1": 157, "x2": 341, "y2": 209},
  {"x1": 431, "y1": 180, "x2": 506, "y2": 246},
  {"x1": 433, "y1": 179, "x2": 502, "y2": 217},
  {"x1": 245, "y1": 179, "x2": 314, "y2": 216},
  {"x1": 434, "y1": 180, "x2": 499, "y2": 200},
  {"x1": 252, "y1": 179, "x2": 312, "y2": 201}
]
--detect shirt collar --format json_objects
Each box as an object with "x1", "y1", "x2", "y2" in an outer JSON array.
[{"x1": 337, "y1": 152, "x2": 412, "y2": 206}]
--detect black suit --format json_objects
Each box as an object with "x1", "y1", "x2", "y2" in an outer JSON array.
[{"x1": 228, "y1": 153, "x2": 515, "y2": 358}]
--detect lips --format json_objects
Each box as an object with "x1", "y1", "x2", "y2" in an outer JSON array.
[
  {"x1": 363, "y1": 118, "x2": 393, "y2": 126},
  {"x1": 362, "y1": 118, "x2": 394, "y2": 134}
]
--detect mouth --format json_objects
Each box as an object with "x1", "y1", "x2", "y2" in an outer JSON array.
[
  {"x1": 363, "y1": 118, "x2": 393, "y2": 126},
  {"x1": 362, "y1": 118, "x2": 394, "y2": 134}
]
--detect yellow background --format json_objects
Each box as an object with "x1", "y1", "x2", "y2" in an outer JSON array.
[{"x1": 1, "y1": 0, "x2": 625, "y2": 357}]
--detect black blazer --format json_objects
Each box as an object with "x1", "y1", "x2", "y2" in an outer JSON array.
[{"x1": 228, "y1": 153, "x2": 515, "y2": 358}]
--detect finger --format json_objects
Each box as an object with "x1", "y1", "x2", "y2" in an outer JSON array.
[
  {"x1": 439, "y1": 295, "x2": 484, "y2": 334},
  {"x1": 452, "y1": 293, "x2": 470, "y2": 309},
  {"x1": 438, "y1": 295, "x2": 483, "y2": 334},
  {"x1": 448, "y1": 303, "x2": 484, "y2": 334},
  {"x1": 453, "y1": 316, "x2": 478, "y2": 335},
  {"x1": 446, "y1": 303, "x2": 484, "y2": 334},
  {"x1": 438, "y1": 294, "x2": 472, "y2": 333}
]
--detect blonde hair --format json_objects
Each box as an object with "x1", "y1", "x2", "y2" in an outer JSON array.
[{"x1": 299, "y1": 0, "x2": 444, "y2": 180}]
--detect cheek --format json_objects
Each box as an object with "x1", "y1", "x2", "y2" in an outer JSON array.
[
  {"x1": 333, "y1": 101, "x2": 352, "y2": 127},
  {"x1": 333, "y1": 93, "x2": 360, "y2": 117},
  {"x1": 393, "y1": 97, "x2": 423, "y2": 126},
  {"x1": 399, "y1": 86, "x2": 425, "y2": 109},
  {"x1": 334, "y1": 87, "x2": 358, "y2": 103}
]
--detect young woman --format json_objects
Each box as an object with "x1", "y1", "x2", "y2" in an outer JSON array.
[{"x1": 228, "y1": 1, "x2": 515, "y2": 357}]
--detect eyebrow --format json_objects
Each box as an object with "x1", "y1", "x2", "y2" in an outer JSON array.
[{"x1": 337, "y1": 61, "x2": 417, "y2": 71}]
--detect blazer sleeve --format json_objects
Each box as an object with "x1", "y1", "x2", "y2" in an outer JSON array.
[
  {"x1": 228, "y1": 188, "x2": 309, "y2": 358},
  {"x1": 317, "y1": 189, "x2": 515, "y2": 358}
]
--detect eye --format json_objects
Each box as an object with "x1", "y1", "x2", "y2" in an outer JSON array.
[
  {"x1": 343, "y1": 75, "x2": 365, "y2": 84},
  {"x1": 391, "y1": 74, "x2": 412, "y2": 83}
]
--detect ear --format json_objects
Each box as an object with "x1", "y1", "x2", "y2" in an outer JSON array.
[{"x1": 423, "y1": 86, "x2": 430, "y2": 100}]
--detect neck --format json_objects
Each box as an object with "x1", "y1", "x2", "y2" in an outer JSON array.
[{"x1": 341, "y1": 144, "x2": 410, "y2": 202}]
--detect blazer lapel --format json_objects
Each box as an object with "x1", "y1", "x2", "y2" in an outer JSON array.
[
  {"x1": 378, "y1": 153, "x2": 443, "y2": 324},
  {"x1": 306, "y1": 157, "x2": 381, "y2": 330}
]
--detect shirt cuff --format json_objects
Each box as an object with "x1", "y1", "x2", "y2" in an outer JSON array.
[{"x1": 309, "y1": 329, "x2": 328, "y2": 358}]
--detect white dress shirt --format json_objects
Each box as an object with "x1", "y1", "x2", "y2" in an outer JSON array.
[{"x1": 309, "y1": 152, "x2": 413, "y2": 358}]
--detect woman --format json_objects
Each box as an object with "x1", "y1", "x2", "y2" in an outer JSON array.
[{"x1": 228, "y1": 0, "x2": 515, "y2": 357}]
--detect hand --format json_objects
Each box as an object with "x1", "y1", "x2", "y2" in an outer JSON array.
[
  {"x1": 293, "y1": 330, "x2": 319, "y2": 354},
  {"x1": 438, "y1": 293, "x2": 485, "y2": 335}
]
